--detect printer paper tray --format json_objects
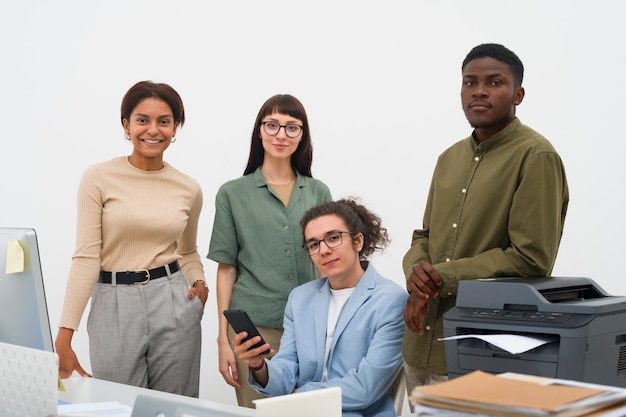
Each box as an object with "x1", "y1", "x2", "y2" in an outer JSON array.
[
  {"x1": 458, "y1": 354, "x2": 557, "y2": 377},
  {"x1": 456, "y1": 337, "x2": 559, "y2": 378}
]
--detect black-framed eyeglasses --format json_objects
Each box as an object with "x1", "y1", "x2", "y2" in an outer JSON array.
[
  {"x1": 303, "y1": 231, "x2": 353, "y2": 256},
  {"x1": 261, "y1": 121, "x2": 303, "y2": 138}
]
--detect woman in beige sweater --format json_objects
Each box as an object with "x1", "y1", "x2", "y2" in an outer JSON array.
[{"x1": 55, "y1": 81, "x2": 208, "y2": 397}]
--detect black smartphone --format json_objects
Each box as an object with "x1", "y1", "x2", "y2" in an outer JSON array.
[{"x1": 223, "y1": 309, "x2": 270, "y2": 355}]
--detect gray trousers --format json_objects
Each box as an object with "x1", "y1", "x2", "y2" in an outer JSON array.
[{"x1": 87, "y1": 266, "x2": 203, "y2": 397}]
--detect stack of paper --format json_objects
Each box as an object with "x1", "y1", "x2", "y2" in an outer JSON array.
[
  {"x1": 54, "y1": 401, "x2": 132, "y2": 417},
  {"x1": 409, "y1": 371, "x2": 626, "y2": 417}
]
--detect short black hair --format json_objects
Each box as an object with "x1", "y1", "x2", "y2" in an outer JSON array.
[{"x1": 462, "y1": 43, "x2": 524, "y2": 87}]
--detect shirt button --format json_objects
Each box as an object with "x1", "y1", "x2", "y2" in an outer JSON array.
[
  {"x1": 283, "y1": 225, "x2": 289, "y2": 230},
  {"x1": 447, "y1": 292, "x2": 452, "y2": 296},
  {"x1": 461, "y1": 188, "x2": 467, "y2": 193},
  {"x1": 288, "y1": 275, "x2": 294, "y2": 280},
  {"x1": 425, "y1": 325, "x2": 431, "y2": 331},
  {"x1": 286, "y1": 250, "x2": 291, "y2": 255},
  {"x1": 452, "y1": 223, "x2": 457, "y2": 228},
  {"x1": 474, "y1": 156, "x2": 480, "y2": 161},
  {"x1": 446, "y1": 258, "x2": 450, "y2": 262}
]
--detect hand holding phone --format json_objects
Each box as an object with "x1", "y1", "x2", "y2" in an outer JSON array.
[{"x1": 223, "y1": 309, "x2": 271, "y2": 355}]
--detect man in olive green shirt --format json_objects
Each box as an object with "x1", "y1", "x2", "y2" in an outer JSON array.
[{"x1": 402, "y1": 43, "x2": 569, "y2": 402}]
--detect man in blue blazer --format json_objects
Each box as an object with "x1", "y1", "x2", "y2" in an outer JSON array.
[{"x1": 232, "y1": 199, "x2": 408, "y2": 417}]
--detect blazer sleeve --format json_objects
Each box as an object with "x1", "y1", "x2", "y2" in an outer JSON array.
[
  {"x1": 297, "y1": 289, "x2": 407, "y2": 411},
  {"x1": 248, "y1": 290, "x2": 300, "y2": 394}
]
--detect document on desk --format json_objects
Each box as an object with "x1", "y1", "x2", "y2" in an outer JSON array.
[
  {"x1": 438, "y1": 334, "x2": 557, "y2": 354},
  {"x1": 410, "y1": 370, "x2": 626, "y2": 417},
  {"x1": 56, "y1": 401, "x2": 132, "y2": 417},
  {"x1": 412, "y1": 403, "x2": 495, "y2": 416}
]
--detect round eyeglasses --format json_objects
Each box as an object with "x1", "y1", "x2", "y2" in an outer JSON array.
[
  {"x1": 261, "y1": 121, "x2": 303, "y2": 138},
  {"x1": 303, "y1": 231, "x2": 353, "y2": 256}
]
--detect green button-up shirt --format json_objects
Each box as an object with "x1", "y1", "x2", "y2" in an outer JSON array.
[
  {"x1": 208, "y1": 168, "x2": 331, "y2": 328},
  {"x1": 402, "y1": 118, "x2": 569, "y2": 374}
]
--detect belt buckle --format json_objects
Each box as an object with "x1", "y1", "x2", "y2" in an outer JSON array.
[{"x1": 133, "y1": 269, "x2": 150, "y2": 284}]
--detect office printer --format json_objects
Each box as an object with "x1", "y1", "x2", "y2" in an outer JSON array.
[{"x1": 443, "y1": 277, "x2": 626, "y2": 387}]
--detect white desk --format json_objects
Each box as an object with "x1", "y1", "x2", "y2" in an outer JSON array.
[
  {"x1": 58, "y1": 376, "x2": 255, "y2": 416},
  {"x1": 58, "y1": 376, "x2": 418, "y2": 416}
]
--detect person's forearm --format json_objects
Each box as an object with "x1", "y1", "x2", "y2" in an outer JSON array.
[
  {"x1": 402, "y1": 231, "x2": 429, "y2": 278},
  {"x1": 250, "y1": 360, "x2": 269, "y2": 387},
  {"x1": 216, "y1": 262, "x2": 236, "y2": 344},
  {"x1": 55, "y1": 327, "x2": 74, "y2": 349}
]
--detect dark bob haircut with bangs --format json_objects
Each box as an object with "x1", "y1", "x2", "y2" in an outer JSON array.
[{"x1": 243, "y1": 94, "x2": 314, "y2": 177}]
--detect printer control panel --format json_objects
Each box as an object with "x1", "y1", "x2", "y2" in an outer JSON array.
[{"x1": 461, "y1": 309, "x2": 573, "y2": 323}]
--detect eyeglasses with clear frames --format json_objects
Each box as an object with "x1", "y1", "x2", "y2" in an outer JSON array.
[
  {"x1": 303, "y1": 231, "x2": 353, "y2": 256},
  {"x1": 261, "y1": 121, "x2": 303, "y2": 138}
]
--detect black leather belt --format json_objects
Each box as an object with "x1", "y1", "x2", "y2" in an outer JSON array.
[{"x1": 98, "y1": 261, "x2": 180, "y2": 285}]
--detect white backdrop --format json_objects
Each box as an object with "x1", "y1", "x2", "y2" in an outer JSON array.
[{"x1": 2, "y1": 0, "x2": 625, "y2": 405}]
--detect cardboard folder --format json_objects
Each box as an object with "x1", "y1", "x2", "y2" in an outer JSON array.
[{"x1": 409, "y1": 370, "x2": 626, "y2": 417}]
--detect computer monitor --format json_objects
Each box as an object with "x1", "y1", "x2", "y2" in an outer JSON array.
[{"x1": 0, "y1": 227, "x2": 54, "y2": 351}]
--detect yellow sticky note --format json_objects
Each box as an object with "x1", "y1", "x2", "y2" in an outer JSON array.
[
  {"x1": 58, "y1": 376, "x2": 65, "y2": 391},
  {"x1": 5, "y1": 240, "x2": 25, "y2": 274}
]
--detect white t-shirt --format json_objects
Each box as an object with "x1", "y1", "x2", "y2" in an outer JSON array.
[{"x1": 322, "y1": 287, "x2": 354, "y2": 381}]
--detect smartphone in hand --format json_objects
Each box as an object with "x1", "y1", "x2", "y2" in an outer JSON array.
[{"x1": 223, "y1": 309, "x2": 271, "y2": 355}]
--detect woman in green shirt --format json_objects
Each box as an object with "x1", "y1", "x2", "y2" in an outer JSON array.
[{"x1": 207, "y1": 94, "x2": 331, "y2": 407}]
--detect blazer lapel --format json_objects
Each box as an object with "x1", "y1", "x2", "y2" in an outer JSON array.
[
  {"x1": 313, "y1": 280, "x2": 330, "y2": 381},
  {"x1": 329, "y1": 269, "x2": 375, "y2": 354}
]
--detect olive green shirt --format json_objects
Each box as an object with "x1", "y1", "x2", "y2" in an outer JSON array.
[
  {"x1": 402, "y1": 118, "x2": 569, "y2": 374},
  {"x1": 208, "y1": 168, "x2": 331, "y2": 328}
]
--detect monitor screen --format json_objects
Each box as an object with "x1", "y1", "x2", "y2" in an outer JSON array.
[{"x1": 0, "y1": 227, "x2": 54, "y2": 351}]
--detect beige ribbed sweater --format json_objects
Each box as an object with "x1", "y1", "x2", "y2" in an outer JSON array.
[{"x1": 58, "y1": 157, "x2": 205, "y2": 330}]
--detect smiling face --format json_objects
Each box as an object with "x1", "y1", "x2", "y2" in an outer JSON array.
[
  {"x1": 259, "y1": 112, "x2": 302, "y2": 163},
  {"x1": 123, "y1": 97, "x2": 178, "y2": 170},
  {"x1": 461, "y1": 57, "x2": 525, "y2": 142},
  {"x1": 304, "y1": 214, "x2": 364, "y2": 290}
]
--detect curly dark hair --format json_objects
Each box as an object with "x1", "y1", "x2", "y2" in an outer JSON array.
[{"x1": 300, "y1": 198, "x2": 390, "y2": 259}]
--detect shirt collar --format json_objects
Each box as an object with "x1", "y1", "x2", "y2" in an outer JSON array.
[
  {"x1": 471, "y1": 117, "x2": 522, "y2": 151},
  {"x1": 253, "y1": 167, "x2": 304, "y2": 188}
]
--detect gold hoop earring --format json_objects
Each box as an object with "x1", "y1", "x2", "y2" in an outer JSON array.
[{"x1": 171, "y1": 137, "x2": 177, "y2": 143}]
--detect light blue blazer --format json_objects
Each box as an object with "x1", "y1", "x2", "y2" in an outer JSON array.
[{"x1": 250, "y1": 262, "x2": 408, "y2": 417}]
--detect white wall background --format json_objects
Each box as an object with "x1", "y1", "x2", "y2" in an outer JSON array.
[{"x1": 2, "y1": 0, "x2": 625, "y2": 406}]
